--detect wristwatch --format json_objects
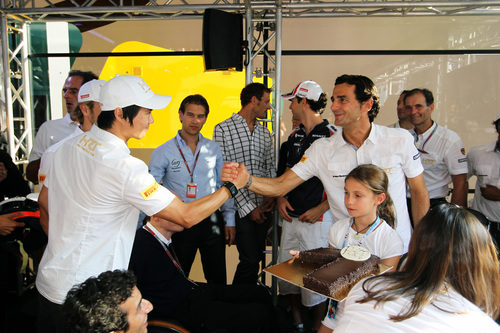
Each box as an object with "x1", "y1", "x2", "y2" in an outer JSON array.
[{"x1": 222, "y1": 181, "x2": 238, "y2": 198}]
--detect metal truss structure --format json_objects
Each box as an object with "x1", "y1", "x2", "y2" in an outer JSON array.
[
  {"x1": 2, "y1": 1, "x2": 500, "y2": 21},
  {"x1": 1, "y1": 0, "x2": 500, "y2": 163}
]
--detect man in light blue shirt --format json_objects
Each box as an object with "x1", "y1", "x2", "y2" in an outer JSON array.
[{"x1": 149, "y1": 94, "x2": 235, "y2": 284}]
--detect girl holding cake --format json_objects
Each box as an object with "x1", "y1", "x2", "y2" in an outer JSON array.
[
  {"x1": 320, "y1": 203, "x2": 500, "y2": 333},
  {"x1": 327, "y1": 164, "x2": 404, "y2": 270},
  {"x1": 319, "y1": 164, "x2": 405, "y2": 333}
]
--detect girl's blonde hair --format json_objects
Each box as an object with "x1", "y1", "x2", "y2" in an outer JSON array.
[{"x1": 345, "y1": 164, "x2": 395, "y2": 228}]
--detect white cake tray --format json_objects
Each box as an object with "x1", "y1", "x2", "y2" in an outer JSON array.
[{"x1": 264, "y1": 258, "x2": 391, "y2": 301}]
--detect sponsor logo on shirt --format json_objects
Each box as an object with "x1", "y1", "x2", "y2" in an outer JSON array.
[
  {"x1": 171, "y1": 159, "x2": 181, "y2": 171},
  {"x1": 422, "y1": 158, "x2": 434, "y2": 166},
  {"x1": 77, "y1": 135, "x2": 102, "y2": 157},
  {"x1": 413, "y1": 152, "x2": 421, "y2": 160},
  {"x1": 458, "y1": 158, "x2": 467, "y2": 163},
  {"x1": 141, "y1": 181, "x2": 160, "y2": 200},
  {"x1": 300, "y1": 156, "x2": 307, "y2": 163},
  {"x1": 383, "y1": 167, "x2": 393, "y2": 175}
]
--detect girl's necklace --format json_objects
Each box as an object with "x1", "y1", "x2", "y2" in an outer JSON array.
[{"x1": 353, "y1": 218, "x2": 376, "y2": 240}]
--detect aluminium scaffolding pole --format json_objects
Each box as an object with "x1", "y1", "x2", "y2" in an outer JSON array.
[{"x1": 1, "y1": 15, "x2": 33, "y2": 164}]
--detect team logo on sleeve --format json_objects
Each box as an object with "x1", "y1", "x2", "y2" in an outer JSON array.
[
  {"x1": 460, "y1": 148, "x2": 466, "y2": 155},
  {"x1": 141, "y1": 181, "x2": 160, "y2": 200},
  {"x1": 300, "y1": 156, "x2": 308, "y2": 163},
  {"x1": 38, "y1": 174, "x2": 46, "y2": 183}
]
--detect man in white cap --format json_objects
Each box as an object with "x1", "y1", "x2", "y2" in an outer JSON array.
[
  {"x1": 467, "y1": 111, "x2": 500, "y2": 245},
  {"x1": 37, "y1": 79, "x2": 106, "y2": 234},
  {"x1": 278, "y1": 80, "x2": 336, "y2": 331},
  {"x1": 37, "y1": 79, "x2": 105, "y2": 188},
  {"x1": 26, "y1": 70, "x2": 98, "y2": 183},
  {"x1": 36, "y1": 74, "x2": 247, "y2": 333}
]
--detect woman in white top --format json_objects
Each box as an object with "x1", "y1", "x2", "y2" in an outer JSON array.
[{"x1": 321, "y1": 203, "x2": 500, "y2": 333}]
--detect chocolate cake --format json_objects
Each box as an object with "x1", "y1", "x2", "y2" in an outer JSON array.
[
  {"x1": 303, "y1": 254, "x2": 380, "y2": 297},
  {"x1": 296, "y1": 247, "x2": 341, "y2": 266}
]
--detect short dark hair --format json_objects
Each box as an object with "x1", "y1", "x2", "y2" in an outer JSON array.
[
  {"x1": 179, "y1": 94, "x2": 209, "y2": 116},
  {"x1": 404, "y1": 88, "x2": 434, "y2": 106},
  {"x1": 240, "y1": 83, "x2": 271, "y2": 107},
  {"x1": 399, "y1": 90, "x2": 410, "y2": 98},
  {"x1": 63, "y1": 270, "x2": 137, "y2": 333},
  {"x1": 334, "y1": 75, "x2": 380, "y2": 122},
  {"x1": 97, "y1": 104, "x2": 141, "y2": 130},
  {"x1": 296, "y1": 93, "x2": 328, "y2": 115},
  {"x1": 68, "y1": 70, "x2": 98, "y2": 85}
]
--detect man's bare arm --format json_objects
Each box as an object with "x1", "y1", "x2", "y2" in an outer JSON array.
[
  {"x1": 155, "y1": 169, "x2": 248, "y2": 228},
  {"x1": 38, "y1": 185, "x2": 49, "y2": 235},
  {"x1": 407, "y1": 173, "x2": 429, "y2": 226},
  {"x1": 480, "y1": 185, "x2": 500, "y2": 201},
  {"x1": 298, "y1": 199, "x2": 330, "y2": 224},
  {"x1": 450, "y1": 173, "x2": 468, "y2": 206},
  {"x1": 222, "y1": 162, "x2": 305, "y2": 198},
  {"x1": 26, "y1": 159, "x2": 40, "y2": 184}
]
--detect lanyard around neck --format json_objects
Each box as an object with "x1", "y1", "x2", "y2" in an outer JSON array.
[
  {"x1": 143, "y1": 224, "x2": 185, "y2": 276},
  {"x1": 341, "y1": 216, "x2": 381, "y2": 249},
  {"x1": 175, "y1": 140, "x2": 200, "y2": 182},
  {"x1": 416, "y1": 123, "x2": 437, "y2": 154}
]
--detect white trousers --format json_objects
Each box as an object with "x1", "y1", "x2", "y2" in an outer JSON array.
[{"x1": 278, "y1": 210, "x2": 333, "y2": 307}]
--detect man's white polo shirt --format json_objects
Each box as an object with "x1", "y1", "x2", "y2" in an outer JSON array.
[
  {"x1": 410, "y1": 122, "x2": 468, "y2": 199},
  {"x1": 38, "y1": 126, "x2": 83, "y2": 185},
  {"x1": 468, "y1": 141, "x2": 500, "y2": 222},
  {"x1": 29, "y1": 113, "x2": 79, "y2": 161},
  {"x1": 292, "y1": 124, "x2": 423, "y2": 249},
  {"x1": 36, "y1": 125, "x2": 175, "y2": 304}
]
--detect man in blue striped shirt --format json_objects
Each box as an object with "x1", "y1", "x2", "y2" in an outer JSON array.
[{"x1": 149, "y1": 94, "x2": 235, "y2": 284}]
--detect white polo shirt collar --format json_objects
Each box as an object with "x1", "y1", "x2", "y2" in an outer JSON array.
[{"x1": 145, "y1": 222, "x2": 172, "y2": 246}]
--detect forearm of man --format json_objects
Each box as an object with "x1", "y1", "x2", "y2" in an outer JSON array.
[
  {"x1": 316, "y1": 200, "x2": 330, "y2": 215},
  {"x1": 249, "y1": 169, "x2": 304, "y2": 197},
  {"x1": 481, "y1": 185, "x2": 500, "y2": 201},
  {"x1": 450, "y1": 174, "x2": 468, "y2": 206},
  {"x1": 407, "y1": 174, "x2": 430, "y2": 227},
  {"x1": 26, "y1": 159, "x2": 40, "y2": 184},
  {"x1": 155, "y1": 187, "x2": 232, "y2": 228},
  {"x1": 38, "y1": 185, "x2": 49, "y2": 235}
]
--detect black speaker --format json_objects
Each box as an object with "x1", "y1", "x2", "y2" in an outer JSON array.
[{"x1": 202, "y1": 9, "x2": 243, "y2": 71}]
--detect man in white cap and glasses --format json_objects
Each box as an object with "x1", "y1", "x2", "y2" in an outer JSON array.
[
  {"x1": 467, "y1": 111, "x2": 500, "y2": 246},
  {"x1": 278, "y1": 80, "x2": 336, "y2": 332},
  {"x1": 36, "y1": 75, "x2": 247, "y2": 333}
]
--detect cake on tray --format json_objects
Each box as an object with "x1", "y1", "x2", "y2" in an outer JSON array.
[
  {"x1": 296, "y1": 247, "x2": 341, "y2": 266},
  {"x1": 299, "y1": 247, "x2": 380, "y2": 297}
]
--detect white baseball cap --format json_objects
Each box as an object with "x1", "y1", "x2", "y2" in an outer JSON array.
[
  {"x1": 282, "y1": 80, "x2": 323, "y2": 102},
  {"x1": 78, "y1": 79, "x2": 106, "y2": 103},
  {"x1": 100, "y1": 75, "x2": 172, "y2": 111}
]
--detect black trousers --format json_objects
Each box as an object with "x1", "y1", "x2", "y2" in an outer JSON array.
[
  {"x1": 232, "y1": 213, "x2": 270, "y2": 285},
  {"x1": 36, "y1": 291, "x2": 64, "y2": 333},
  {"x1": 172, "y1": 211, "x2": 227, "y2": 284},
  {"x1": 171, "y1": 283, "x2": 273, "y2": 333}
]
